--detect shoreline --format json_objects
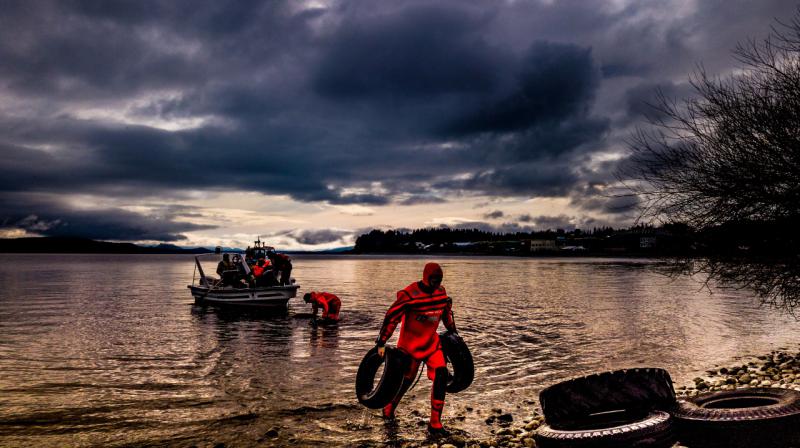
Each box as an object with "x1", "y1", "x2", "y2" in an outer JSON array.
[{"x1": 386, "y1": 345, "x2": 800, "y2": 448}]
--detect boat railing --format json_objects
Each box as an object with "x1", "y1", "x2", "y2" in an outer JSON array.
[{"x1": 190, "y1": 250, "x2": 298, "y2": 289}]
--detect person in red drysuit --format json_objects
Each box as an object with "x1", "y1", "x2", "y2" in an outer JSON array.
[
  {"x1": 304, "y1": 291, "x2": 341, "y2": 322},
  {"x1": 375, "y1": 262, "x2": 457, "y2": 435},
  {"x1": 251, "y1": 255, "x2": 276, "y2": 287}
]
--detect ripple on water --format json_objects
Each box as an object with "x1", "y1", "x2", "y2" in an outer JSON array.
[{"x1": 1, "y1": 254, "x2": 800, "y2": 446}]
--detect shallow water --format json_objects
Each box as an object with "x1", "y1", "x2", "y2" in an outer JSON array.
[{"x1": 1, "y1": 254, "x2": 799, "y2": 447}]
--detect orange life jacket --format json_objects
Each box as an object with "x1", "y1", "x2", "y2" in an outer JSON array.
[{"x1": 252, "y1": 260, "x2": 271, "y2": 277}]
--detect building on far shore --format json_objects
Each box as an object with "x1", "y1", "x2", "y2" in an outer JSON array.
[
  {"x1": 527, "y1": 239, "x2": 557, "y2": 252},
  {"x1": 640, "y1": 236, "x2": 657, "y2": 249}
]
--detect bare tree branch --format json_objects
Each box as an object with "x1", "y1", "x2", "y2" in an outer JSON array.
[{"x1": 622, "y1": 9, "x2": 800, "y2": 309}]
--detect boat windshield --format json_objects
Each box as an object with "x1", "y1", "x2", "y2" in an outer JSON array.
[{"x1": 192, "y1": 252, "x2": 248, "y2": 287}]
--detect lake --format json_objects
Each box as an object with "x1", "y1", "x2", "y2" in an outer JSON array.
[{"x1": 1, "y1": 254, "x2": 799, "y2": 446}]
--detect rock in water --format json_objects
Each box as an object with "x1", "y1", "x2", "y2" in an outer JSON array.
[{"x1": 496, "y1": 413, "x2": 513, "y2": 423}]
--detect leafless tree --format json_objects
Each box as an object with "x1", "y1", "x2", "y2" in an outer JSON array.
[{"x1": 624, "y1": 11, "x2": 800, "y2": 309}]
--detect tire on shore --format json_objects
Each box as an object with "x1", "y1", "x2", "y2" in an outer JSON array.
[
  {"x1": 534, "y1": 410, "x2": 675, "y2": 448},
  {"x1": 355, "y1": 346, "x2": 410, "y2": 409},
  {"x1": 439, "y1": 330, "x2": 474, "y2": 393},
  {"x1": 672, "y1": 387, "x2": 800, "y2": 448},
  {"x1": 539, "y1": 368, "x2": 676, "y2": 429}
]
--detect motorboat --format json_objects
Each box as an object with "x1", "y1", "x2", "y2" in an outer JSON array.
[{"x1": 188, "y1": 240, "x2": 299, "y2": 308}]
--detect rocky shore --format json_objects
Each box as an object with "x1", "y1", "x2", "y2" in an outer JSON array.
[
  {"x1": 394, "y1": 348, "x2": 800, "y2": 448},
  {"x1": 677, "y1": 348, "x2": 800, "y2": 397}
]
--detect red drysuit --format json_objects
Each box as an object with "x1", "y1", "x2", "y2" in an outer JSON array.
[
  {"x1": 308, "y1": 291, "x2": 341, "y2": 321},
  {"x1": 375, "y1": 262, "x2": 457, "y2": 431}
]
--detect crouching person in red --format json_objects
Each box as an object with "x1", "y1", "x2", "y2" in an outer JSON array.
[
  {"x1": 375, "y1": 262, "x2": 457, "y2": 436},
  {"x1": 304, "y1": 291, "x2": 341, "y2": 322}
]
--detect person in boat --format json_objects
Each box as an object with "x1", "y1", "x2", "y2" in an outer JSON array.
[
  {"x1": 216, "y1": 254, "x2": 245, "y2": 288},
  {"x1": 304, "y1": 291, "x2": 341, "y2": 323},
  {"x1": 374, "y1": 262, "x2": 457, "y2": 436},
  {"x1": 252, "y1": 254, "x2": 278, "y2": 287},
  {"x1": 267, "y1": 250, "x2": 292, "y2": 285}
]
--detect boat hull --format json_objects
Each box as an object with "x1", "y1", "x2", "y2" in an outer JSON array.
[{"x1": 189, "y1": 284, "x2": 299, "y2": 308}]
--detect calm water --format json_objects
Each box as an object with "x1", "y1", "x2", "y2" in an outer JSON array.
[{"x1": 2, "y1": 254, "x2": 800, "y2": 447}]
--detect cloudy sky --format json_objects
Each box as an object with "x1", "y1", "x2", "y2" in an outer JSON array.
[{"x1": 0, "y1": 0, "x2": 795, "y2": 249}]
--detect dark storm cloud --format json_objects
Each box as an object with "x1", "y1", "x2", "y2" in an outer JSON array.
[
  {"x1": 623, "y1": 81, "x2": 695, "y2": 122},
  {"x1": 0, "y1": 194, "x2": 215, "y2": 241},
  {"x1": 0, "y1": 0, "x2": 608, "y2": 204},
  {"x1": 1, "y1": 0, "x2": 797, "y2": 240},
  {"x1": 445, "y1": 42, "x2": 599, "y2": 135},
  {"x1": 313, "y1": 5, "x2": 500, "y2": 99}
]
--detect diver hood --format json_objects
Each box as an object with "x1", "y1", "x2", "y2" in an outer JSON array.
[{"x1": 422, "y1": 262, "x2": 443, "y2": 287}]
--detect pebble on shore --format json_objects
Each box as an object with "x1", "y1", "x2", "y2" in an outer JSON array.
[{"x1": 677, "y1": 349, "x2": 800, "y2": 398}]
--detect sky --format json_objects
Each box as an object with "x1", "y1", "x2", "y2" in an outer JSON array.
[{"x1": 0, "y1": 0, "x2": 796, "y2": 250}]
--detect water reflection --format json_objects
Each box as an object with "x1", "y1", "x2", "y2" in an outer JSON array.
[{"x1": 2, "y1": 254, "x2": 800, "y2": 447}]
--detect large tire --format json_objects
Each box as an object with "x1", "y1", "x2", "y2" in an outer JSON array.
[
  {"x1": 439, "y1": 331, "x2": 474, "y2": 393},
  {"x1": 535, "y1": 410, "x2": 675, "y2": 448},
  {"x1": 355, "y1": 346, "x2": 410, "y2": 409},
  {"x1": 672, "y1": 387, "x2": 800, "y2": 448},
  {"x1": 540, "y1": 368, "x2": 676, "y2": 429}
]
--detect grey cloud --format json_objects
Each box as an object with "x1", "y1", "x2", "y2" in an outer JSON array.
[
  {"x1": 399, "y1": 195, "x2": 447, "y2": 206},
  {"x1": 483, "y1": 210, "x2": 504, "y2": 219},
  {"x1": 289, "y1": 229, "x2": 351, "y2": 245},
  {"x1": 526, "y1": 214, "x2": 579, "y2": 231},
  {"x1": 441, "y1": 161, "x2": 579, "y2": 197},
  {"x1": 571, "y1": 190, "x2": 639, "y2": 216},
  {"x1": 447, "y1": 221, "x2": 535, "y2": 234},
  {"x1": 449, "y1": 214, "x2": 620, "y2": 233}
]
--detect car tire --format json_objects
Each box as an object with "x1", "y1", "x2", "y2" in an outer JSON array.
[
  {"x1": 355, "y1": 346, "x2": 410, "y2": 409},
  {"x1": 672, "y1": 387, "x2": 800, "y2": 448},
  {"x1": 535, "y1": 410, "x2": 675, "y2": 448},
  {"x1": 540, "y1": 368, "x2": 676, "y2": 429},
  {"x1": 439, "y1": 331, "x2": 474, "y2": 393}
]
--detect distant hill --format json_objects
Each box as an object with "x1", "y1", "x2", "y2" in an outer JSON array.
[{"x1": 0, "y1": 237, "x2": 212, "y2": 254}]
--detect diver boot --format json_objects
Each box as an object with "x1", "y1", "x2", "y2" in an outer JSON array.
[
  {"x1": 428, "y1": 398, "x2": 447, "y2": 436},
  {"x1": 382, "y1": 402, "x2": 396, "y2": 420},
  {"x1": 427, "y1": 423, "x2": 449, "y2": 437},
  {"x1": 428, "y1": 367, "x2": 448, "y2": 436},
  {"x1": 383, "y1": 376, "x2": 414, "y2": 420}
]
